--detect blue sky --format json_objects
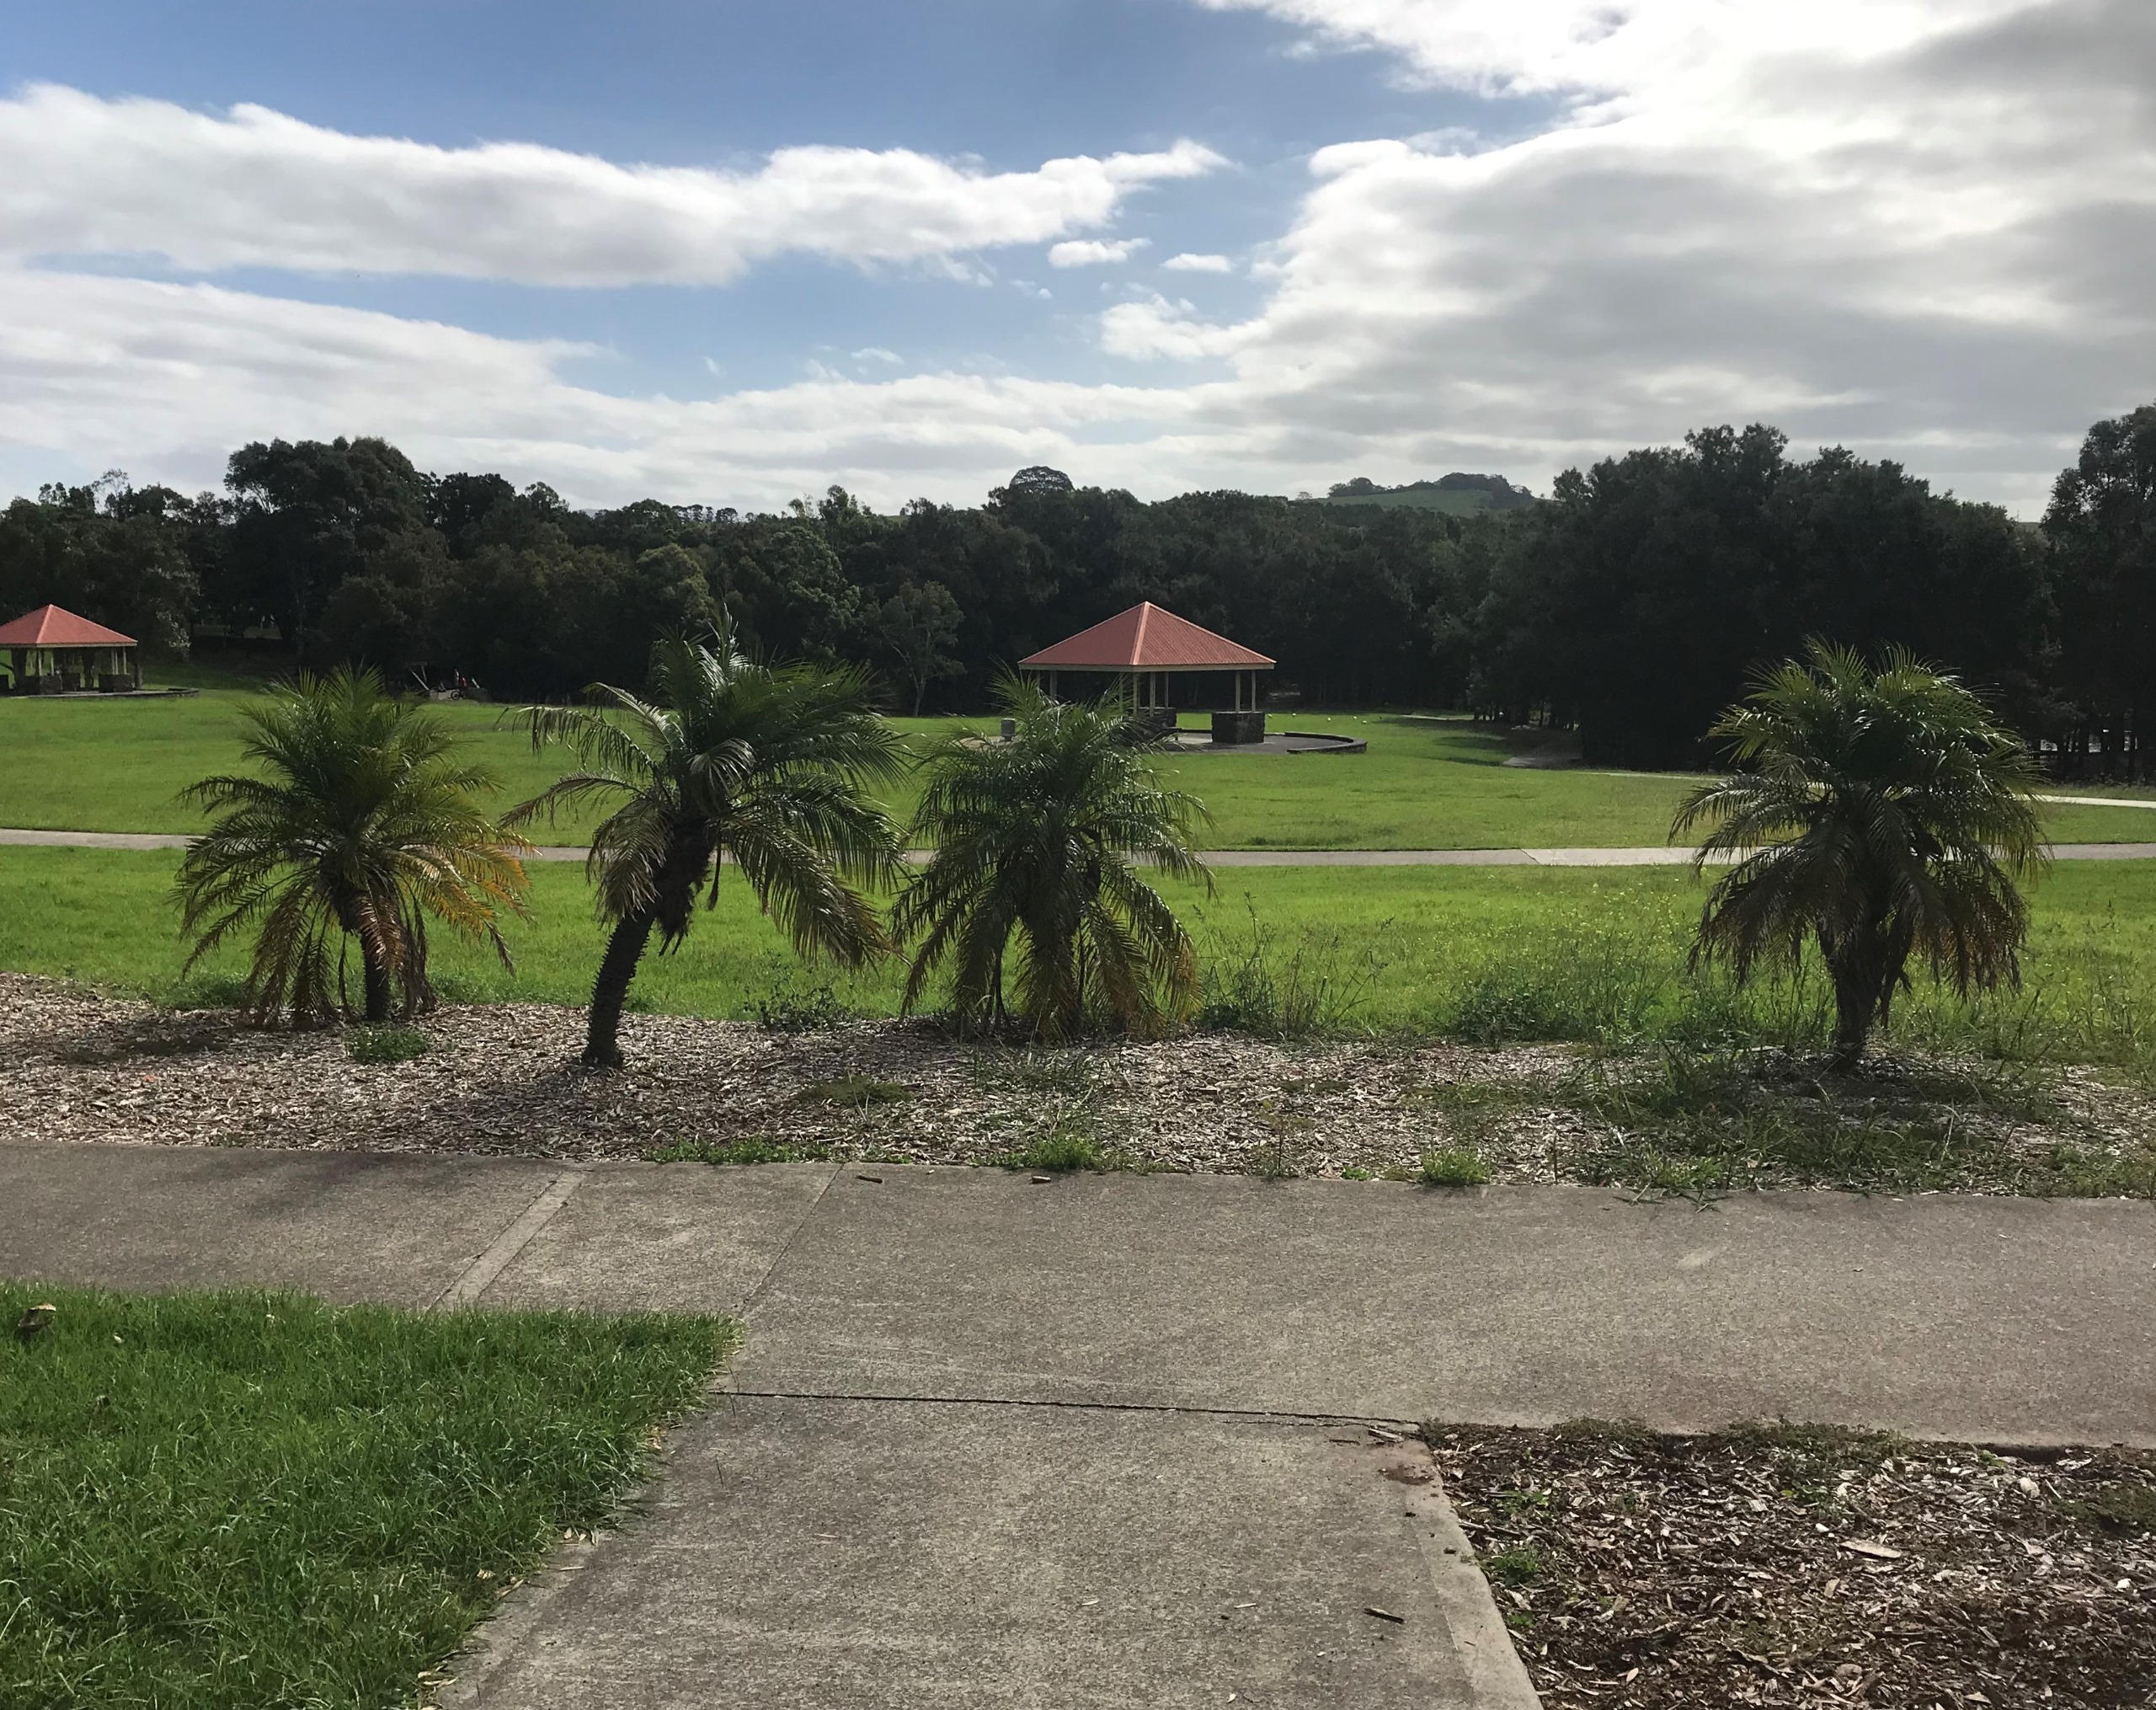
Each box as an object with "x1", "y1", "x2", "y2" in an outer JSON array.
[{"x1": 1, "y1": 1, "x2": 2150, "y2": 512}]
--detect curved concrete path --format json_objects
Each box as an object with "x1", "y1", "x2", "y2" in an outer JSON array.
[{"x1": 8, "y1": 825, "x2": 2156, "y2": 866}]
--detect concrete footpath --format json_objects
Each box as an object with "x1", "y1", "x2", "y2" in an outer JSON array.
[
  {"x1": 7, "y1": 1141, "x2": 2155, "y2": 1706},
  {"x1": 9, "y1": 824, "x2": 2156, "y2": 866}
]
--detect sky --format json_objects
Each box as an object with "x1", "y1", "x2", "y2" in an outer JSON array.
[{"x1": 1, "y1": 0, "x2": 2151, "y2": 515}]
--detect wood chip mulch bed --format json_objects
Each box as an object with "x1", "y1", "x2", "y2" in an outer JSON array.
[
  {"x1": 5, "y1": 974, "x2": 2152, "y2": 1196},
  {"x1": 1432, "y1": 1422, "x2": 2156, "y2": 1707}
]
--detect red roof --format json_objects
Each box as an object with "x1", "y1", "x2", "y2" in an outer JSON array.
[
  {"x1": 1019, "y1": 602, "x2": 1273, "y2": 671},
  {"x1": 0, "y1": 604, "x2": 136, "y2": 648}
]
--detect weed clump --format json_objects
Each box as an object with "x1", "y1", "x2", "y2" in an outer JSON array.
[
  {"x1": 645, "y1": 1136, "x2": 830, "y2": 1165},
  {"x1": 1417, "y1": 1146, "x2": 1492, "y2": 1188},
  {"x1": 751, "y1": 978, "x2": 854, "y2": 1034},
  {"x1": 1016, "y1": 1131, "x2": 1106, "y2": 1173},
  {"x1": 1483, "y1": 1542, "x2": 1544, "y2": 1587},
  {"x1": 1196, "y1": 900, "x2": 1390, "y2": 1036},
  {"x1": 2063, "y1": 1483, "x2": 2156, "y2": 1534},
  {"x1": 346, "y1": 1025, "x2": 430, "y2": 1064}
]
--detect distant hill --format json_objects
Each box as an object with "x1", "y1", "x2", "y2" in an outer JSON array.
[{"x1": 1300, "y1": 473, "x2": 1539, "y2": 516}]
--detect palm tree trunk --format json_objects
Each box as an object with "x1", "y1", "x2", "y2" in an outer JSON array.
[
  {"x1": 1827, "y1": 927, "x2": 1888, "y2": 1071},
  {"x1": 1828, "y1": 974, "x2": 1870, "y2": 1071},
  {"x1": 584, "y1": 911, "x2": 656, "y2": 1068},
  {"x1": 362, "y1": 954, "x2": 392, "y2": 1024}
]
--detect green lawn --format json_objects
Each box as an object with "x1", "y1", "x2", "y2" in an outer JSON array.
[
  {"x1": 6, "y1": 688, "x2": 2155, "y2": 848},
  {"x1": 8, "y1": 845, "x2": 2154, "y2": 1068},
  {"x1": 0, "y1": 1283, "x2": 732, "y2": 1710}
]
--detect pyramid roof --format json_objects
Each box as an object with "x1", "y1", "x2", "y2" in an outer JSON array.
[
  {"x1": 0, "y1": 604, "x2": 136, "y2": 648},
  {"x1": 1018, "y1": 602, "x2": 1273, "y2": 671}
]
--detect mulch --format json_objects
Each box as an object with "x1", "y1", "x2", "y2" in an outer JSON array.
[
  {"x1": 3, "y1": 974, "x2": 2150, "y2": 1196},
  {"x1": 1430, "y1": 1422, "x2": 2156, "y2": 1707}
]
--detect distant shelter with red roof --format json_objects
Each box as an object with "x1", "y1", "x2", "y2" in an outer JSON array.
[
  {"x1": 1018, "y1": 601, "x2": 1274, "y2": 740},
  {"x1": 0, "y1": 604, "x2": 142, "y2": 694}
]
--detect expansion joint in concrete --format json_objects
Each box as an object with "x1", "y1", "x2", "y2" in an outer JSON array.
[
  {"x1": 433, "y1": 1167, "x2": 587, "y2": 1310},
  {"x1": 722, "y1": 1384, "x2": 1422, "y2": 1431},
  {"x1": 730, "y1": 1164, "x2": 845, "y2": 1318}
]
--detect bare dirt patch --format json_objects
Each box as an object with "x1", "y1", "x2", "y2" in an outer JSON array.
[
  {"x1": 1432, "y1": 1422, "x2": 2156, "y2": 1707},
  {"x1": 4, "y1": 974, "x2": 2151, "y2": 1194}
]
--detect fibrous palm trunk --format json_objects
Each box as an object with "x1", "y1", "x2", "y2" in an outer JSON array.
[
  {"x1": 584, "y1": 911, "x2": 656, "y2": 1068},
  {"x1": 1824, "y1": 908, "x2": 1895, "y2": 1071},
  {"x1": 362, "y1": 956, "x2": 392, "y2": 1023}
]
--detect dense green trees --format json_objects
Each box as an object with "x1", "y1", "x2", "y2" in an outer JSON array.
[
  {"x1": 18, "y1": 403, "x2": 2156, "y2": 776},
  {"x1": 2043, "y1": 405, "x2": 2156, "y2": 780},
  {"x1": 1472, "y1": 429, "x2": 2050, "y2": 766},
  {"x1": 0, "y1": 476, "x2": 204, "y2": 660}
]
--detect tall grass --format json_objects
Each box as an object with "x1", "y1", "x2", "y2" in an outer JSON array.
[
  {"x1": 1423, "y1": 923, "x2": 2156, "y2": 1078},
  {"x1": 0, "y1": 1284, "x2": 732, "y2": 1710}
]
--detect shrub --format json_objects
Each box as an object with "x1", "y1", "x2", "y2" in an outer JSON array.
[{"x1": 750, "y1": 977, "x2": 855, "y2": 1034}]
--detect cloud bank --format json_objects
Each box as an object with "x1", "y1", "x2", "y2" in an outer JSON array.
[
  {"x1": 1125, "y1": 0, "x2": 2156, "y2": 505},
  {"x1": 0, "y1": 84, "x2": 1222, "y2": 284},
  {"x1": 4, "y1": 1, "x2": 2155, "y2": 514}
]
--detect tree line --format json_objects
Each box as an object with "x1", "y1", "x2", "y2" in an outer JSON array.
[{"x1": 7, "y1": 405, "x2": 2155, "y2": 773}]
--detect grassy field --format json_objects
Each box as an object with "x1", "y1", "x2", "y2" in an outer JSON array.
[
  {"x1": 0, "y1": 1282, "x2": 731, "y2": 1710},
  {"x1": 8, "y1": 846, "x2": 2155, "y2": 1070},
  {"x1": 7, "y1": 684, "x2": 2156, "y2": 848}
]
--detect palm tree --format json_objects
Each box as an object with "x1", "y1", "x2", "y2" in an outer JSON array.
[
  {"x1": 176, "y1": 668, "x2": 530, "y2": 1027},
  {"x1": 1674, "y1": 642, "x2": 2048, "y2": 1068},
  {"x1": 894, "y1": 676, "x2": 1212, "y2": 1039},
  {"x1": 510, "y1": 628, "x2": 905, "y2": 1068}
]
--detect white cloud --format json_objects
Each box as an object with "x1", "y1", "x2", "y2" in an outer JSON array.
[
  {"x1": 0, "y1": 84, "x2": 1224, "y2": 285},
  {"x1": 1190, "y1": 0, "x2": 2031, "y2": 98},
  {"x1": 1162, "y1": 253, "x2": 1235, "y2": 273},
  {"x1": 5, "y1": 3, "x2": 2156, "y2": 515},
  {"x1": 1101, "y1": 295, "x2": 1250, "y2": 361},
  {"x1": 0, "y1": 268, "x2": 1219, "y2": 509},
  {"x1": 1134, "y1": 0, "x2": 2156, "y2": 507},
  {"x1": 851, "y1": 346, "x2": 904, "y2": 365},
  {"x1": 1048, "y1": 238, "x2": 1152, "y2": 268}
]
